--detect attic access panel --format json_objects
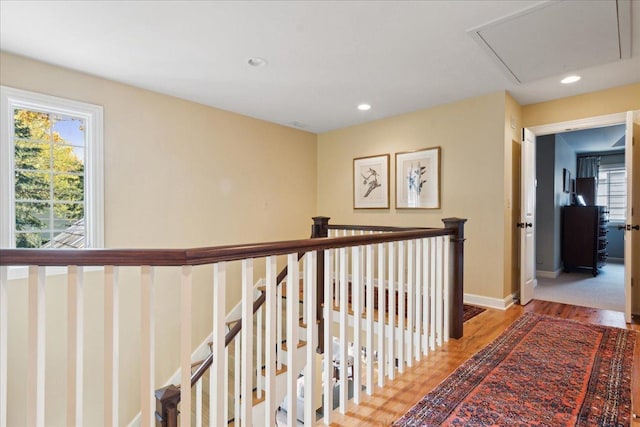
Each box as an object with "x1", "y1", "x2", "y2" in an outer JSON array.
[{"x1": 469, "y1": 0, "x2": 631, "y2": 84}]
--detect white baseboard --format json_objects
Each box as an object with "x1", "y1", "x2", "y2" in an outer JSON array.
[
  {"x1": 536, "y1": 269, "x2": 561, "y2": 279},
  {"x1": 464, "y1": 292, "x2": 515, "y2": 311},
  {"x1": 607, "y1": 257, "x2": 624, "y2": 264}
]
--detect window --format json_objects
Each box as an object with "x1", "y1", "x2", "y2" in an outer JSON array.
[
  {"x1": 596, "y1": 165, "x2": 626, "y2": 222},
  {"x1": 1, "y1": 86, "x2": 103, "y2": 248}
]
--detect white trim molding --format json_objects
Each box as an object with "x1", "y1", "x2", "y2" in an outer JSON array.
[
  {"x1": 464, "y1": 292, "x2": 516, "y2": 310},
  {"x1": 536, "y1": 268, "x2": 562, "y2": 279},
  {"x1": 529, "y1": 112, "x2": 626, "y2": 136}
]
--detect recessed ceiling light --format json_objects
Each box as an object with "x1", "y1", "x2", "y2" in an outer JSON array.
[
  {"x1": 357, "y1": 103, "x2": 371, "y2": 111},
  {"x1": 247, "y1": 57, "x2": 267, "y2": 67},
  {"x1": 561, "y1": 75, "x2": 581, "y2": 84}
]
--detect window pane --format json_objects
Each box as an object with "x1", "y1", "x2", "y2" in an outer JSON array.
[
  {"x1": 53, "y1": 174, "x2": 84, "y2": 202},
  {"x1": 51, "y1": 114, "x2": 85, "y2": 148},
  {"x1": 15, "y1": 201, "x2": 50, "y2": 231},
  {"x1": 15, "y1": 171, "x2": 50, "y2": 201},
  {"x1": 14, "y1": 140, "x2": 50, "y2": 170},
  {"x1": 53, "y1": 202, "x2": 84, "y2": 224},
  {"x1": 15, "y1": 231, "x2": 51, "y2": 248},
  {"x1": 52, "y1": 144, "x2": 84, "y2": 172},
  {"x1": 49, "y1": 229, "x2": 84, "y2": 248},
  {"x1": 14, "y1": 109, "x2": 52, "y2": 142}
]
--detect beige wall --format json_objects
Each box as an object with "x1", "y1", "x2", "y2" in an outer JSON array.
[
  {"x1": 317, "y1": 92, "x2": 508, "y2": 302},
  {"x1": 1, "y1": 52, "x2": 317, "y2": 425}
]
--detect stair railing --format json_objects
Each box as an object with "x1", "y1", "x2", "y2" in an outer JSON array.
[{"x1": 0, "y1": 216, "x2": 465, "y2": 427}]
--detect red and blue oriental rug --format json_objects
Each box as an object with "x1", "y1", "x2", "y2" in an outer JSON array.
[
  {"x1": 462, "y1": 304, "x2": 485, "y2": 323},
  {"x1": 393, "y1": 313, "x2": 637, "y2": 426}
]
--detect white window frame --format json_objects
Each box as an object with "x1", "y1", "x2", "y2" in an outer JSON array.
[{"x1": 1, "y1": 86, "x2": 104, "y2": 250}]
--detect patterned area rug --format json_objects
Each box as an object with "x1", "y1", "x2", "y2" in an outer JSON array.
[
  {"x1": 462, "y1": 304, "x2": 485, "y2": 322},
  {"x1": 394, "y1": 313, "x2": 637, "y2": 426}
]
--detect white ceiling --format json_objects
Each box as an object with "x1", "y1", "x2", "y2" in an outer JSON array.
[{"x1": 1, "y1": 0, "x2": 639, "y2": 133}]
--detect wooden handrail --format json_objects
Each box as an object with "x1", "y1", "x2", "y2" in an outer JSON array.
[
  {"x1": 328, "y1": 224, "x2": 434, "y2": 232},
  {"x1": 0, "y1": 228, "x2": 454, "y2": 267}
]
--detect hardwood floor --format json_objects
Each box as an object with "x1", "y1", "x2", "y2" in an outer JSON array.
[{"x1": 320, "y1": 300, "x2": 639, "y2": 426}]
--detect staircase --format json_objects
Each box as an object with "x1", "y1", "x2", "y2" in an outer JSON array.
[{"x1": 186, "y1": 281, "x2": 311, "y2": 426}]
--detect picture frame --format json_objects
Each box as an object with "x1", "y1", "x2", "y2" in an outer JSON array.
[
  {"x1": 353, "y1": 154, "x2": 390, "y2": 209},
  {"x1": 395, "y1": 147, "x2": 441, "y2": 209},
  {"x1": 563, "y1": 168, "x2": 571, "y2": 193}
]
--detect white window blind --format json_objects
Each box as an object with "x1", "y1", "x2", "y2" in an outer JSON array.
[{"x1": 596, "y1": 166, "x2": 626, "y2": 222}]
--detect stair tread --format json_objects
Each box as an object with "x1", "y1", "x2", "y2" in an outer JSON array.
[
  {"x1": 252, "y1": 391, "x2": 265, "y2": 406},
  {"x1": 261, "y1": 364, "x2": 288, "y2": 376},
  {"x1": 281, "y1": 340, "x2": 307, "y2": 351},
  {"x1": 191, "y1": 358, "x2": 206, "y2": 369}
]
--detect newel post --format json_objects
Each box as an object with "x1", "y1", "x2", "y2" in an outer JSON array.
[
  {"x1": 442, "y1": 217, "x2": 467, "y2": 339},
  {"x1": 155, "y1": 384, "x2": 180, "y2": 427},
  {"x1": 312, "y1": 216, "x2": 330, "y2": 353}
]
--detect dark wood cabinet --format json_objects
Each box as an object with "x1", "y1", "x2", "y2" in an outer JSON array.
[{"x1": 561, "y1": 206, "x2": 608, "y2": 276}]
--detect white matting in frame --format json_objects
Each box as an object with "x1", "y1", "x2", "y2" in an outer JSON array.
[
  {"x1": 353, "y1": 154, "x2": 390, "y2": 209},
  {"x1": 396, "y1": 147, "x2": 441, "y2": 209}
]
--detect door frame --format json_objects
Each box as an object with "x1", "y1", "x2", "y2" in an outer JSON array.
[{"x1": 524, "y1": 111, "x2": 628, "y2": 307}]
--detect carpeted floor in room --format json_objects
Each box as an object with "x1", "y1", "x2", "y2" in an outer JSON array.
[{"x1": 534, "y1": 262, "x2": 624, "y2": 312}]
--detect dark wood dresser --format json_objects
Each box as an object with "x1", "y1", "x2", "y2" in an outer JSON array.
[{"x1": 561, "y1": 205, "x2": 608, "y2": 276}]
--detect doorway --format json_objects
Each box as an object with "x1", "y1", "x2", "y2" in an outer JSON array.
[
  {"x1": 533, "y1": 125, "x2": 626, "y2": 312},
  {"x1": 514, "y1": 113, "x2": 632, "y2": 311}
]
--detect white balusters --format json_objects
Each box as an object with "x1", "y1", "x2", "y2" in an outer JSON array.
[
  {"x1": 0, "y1": 266, "x2": 6, "y2": 427},
  {"x1": 241, "y1": 259, "x2": 254, "y2": 425},
  {"x1": 140, "y1": 266, "x2": 154, "y2": 427},
  {"x1": 414, "y1": 240, "x2": 422, "y2": 362},
  {"x1": 66, "y1": 266, "x2": 83, "y2": 427},
  {"x1": 256, "y1": 304, "x2": 263, "y2": 401},
  {"x1": 429, "y1": 238, "x2": 437, "y2": 351},
  {"x1": 365, "y1": 244, "x2": 374, "y2": 395},
  {"x1": 406, "y1": 240, "x2": 414, "y2": 368},
  {"x1": 338, "y1": 246, "x2": 348, "y2": 413},
  {"x1": 180, "y1": 265, "x2": 192, "y2": 427},
  {"x1": 443, "y1": 235, "x2": 451, "y2": 342},
  {"x1": 387, "y1": 241, "x2": 395, "y2": 380},
  {"x1": 422, "y1": 239, "x2": 430, "y2": 356},
  {"x1": 27, "y1": 265, "x2": 45, "y2": 427},
  {"x1": 286, "y1": 253, "x2": 299, "y2": 426},
  {"x1": 435, "y1": 237, "x2": 444, "y2": 347},
  {"x1": 397, "y1": 241, "x2": 405, "y2": 373},
  {"x1": 195, "y1": 378, "x2": 202, "y2": 427},
  {"x1": 211, "y1": 263, "x2": 226, "y2": 427},
  {"x1": 376, "y1": 243, "x2": 385, "y2": 388},
  {"x1": 352, "y1": 245, "x2": 362, "y2": 404},
  {"x1": 234, "y1": 335, "x2": 240, "y2": 425},
  {"x1": 323, "y1": 249, "x2": 334, "y2": 426},
  {"x1": 264, "y1": 256, "x2": 277, "y2": 426},
  {"x1": 104, "y1": 266, "x2": 119, "y2": 427},
  {"x1": 0, "y1": 225, "x2": 459, "y2": 427},
  {"x1": 276, "y1": 273, "x2": 283, "y2": 371},
  {"x1": 304, "y1": 251, "x2": 317, "y2": 426}
]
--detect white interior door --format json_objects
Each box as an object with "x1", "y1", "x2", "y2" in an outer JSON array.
[
  {"x1": 623, "y1": 111, "x2": 637, "y2": 323},
  {"x1": 520, "y1": 128, "x2": 536, "y2": 305}
]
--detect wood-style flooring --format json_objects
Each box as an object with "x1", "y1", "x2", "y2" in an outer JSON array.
[{"x1": 320, "y1": 300, "x2": 639, "y2": 427}]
